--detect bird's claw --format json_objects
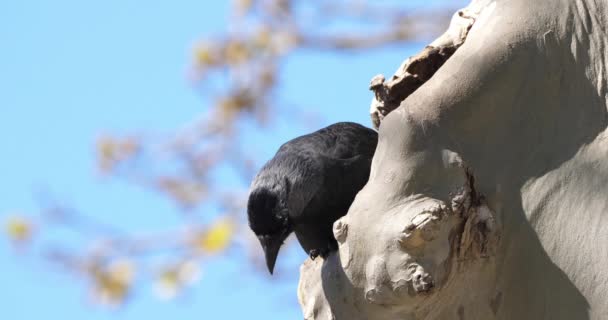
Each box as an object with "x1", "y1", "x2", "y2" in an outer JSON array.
[
  {"x1": 309, "y1": 249, "x2": 320, "y2": 260},
  {"x1": 309, "y1": 247, "x2": 331, "y2": 260}
]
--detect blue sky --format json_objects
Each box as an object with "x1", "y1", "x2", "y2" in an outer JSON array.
[{"x1": 0, "y1": 1, "x2": 464, "y2": 319}]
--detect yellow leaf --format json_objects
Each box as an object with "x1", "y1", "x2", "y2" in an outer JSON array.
[
  {"x1": 91, "y1": 259, "x2": 135, "y2": 306},
  {"x1": 96, "y1": 135, "x2": 139, "y2": 173},
  {"x1": 5, "y1": 216, "x2": 33, "y2": 243},
  {"x1": 194, "y1": 219, "x2": 234, "y2": 253},
  {"x1": 155, "y1": 268, "x2": 180, "y2": 300},
  {"x1": 254, "y1": 28, "x2": 271, "y2": 49},
  {"x1": 153, "y1": 260, "x2": 201, "y2": 300},
  {"x1": 194, "y1": 42, "x2": 218, "y2": 67},
  {"x1": 159, "y1": 269, "x2": 180, "y2": 286},
  {"x1": 225, "y1": 40, "x2": 249, "y2": 64},
  {"x1": 107, "y1": 259, "x2": 135, "y2": 284}
]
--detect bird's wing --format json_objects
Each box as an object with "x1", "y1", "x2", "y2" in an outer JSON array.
[
  {"x1": 281, "y1": 152, "x2": 325, "y2": 219},
  {"x1": 276, "y1": 122, "x2": 377, "y2": 160},
  {"x1": 285, "y1": 153, "x2": 364, "y2": 220},
  {"x1": 324, "y1": 124, "x2": 378, "y2": 160},
  {"x1": 328, "y1": 154, "x2": 373, "y2": 193},
  {"x1": 310, "y1": 154, "x2": 373, "y2": 210}
]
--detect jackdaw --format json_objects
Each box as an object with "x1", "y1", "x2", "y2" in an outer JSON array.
[{"x1": 247, "y1": 122, "x2": 378, "y2": 274}]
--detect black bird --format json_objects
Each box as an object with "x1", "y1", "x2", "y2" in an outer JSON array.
[{"x1": 247, "y1": 122, "x2": 378, "y2": 274}]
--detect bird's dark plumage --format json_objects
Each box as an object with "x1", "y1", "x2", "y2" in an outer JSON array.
[{"x1": 247, "y1": 122, "x2": 378, "y2": 274}]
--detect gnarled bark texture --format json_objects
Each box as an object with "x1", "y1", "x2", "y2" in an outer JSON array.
[{"x1": 298, "y1": 0, "x2": 608, "y2": 319}]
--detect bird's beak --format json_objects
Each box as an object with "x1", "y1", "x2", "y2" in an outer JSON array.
[{"x1": 258, "y1": 235, "x2": 282, "y2": 275}]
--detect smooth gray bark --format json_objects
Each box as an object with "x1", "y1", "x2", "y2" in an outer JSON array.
[{"x1": 299, "y1": 0, "x2": 608, "y2": 319}]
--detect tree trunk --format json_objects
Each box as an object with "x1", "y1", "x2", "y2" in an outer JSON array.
[{"x1": 298, "y1": 0, "x2": 608, "y2": 319}]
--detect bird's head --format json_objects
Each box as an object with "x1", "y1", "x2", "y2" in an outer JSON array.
[{"x1": 247, "y1": 183, "x2": 292, "y2": 275}]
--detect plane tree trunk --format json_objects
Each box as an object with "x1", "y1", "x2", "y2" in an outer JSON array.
[{"x1": 298, "y1": 0, "x2": 608, "y2": 319}]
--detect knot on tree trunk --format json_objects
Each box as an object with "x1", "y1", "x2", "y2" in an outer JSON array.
[{"x1": 298, "y1": 161, "x2": 501, "y2": 319}]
